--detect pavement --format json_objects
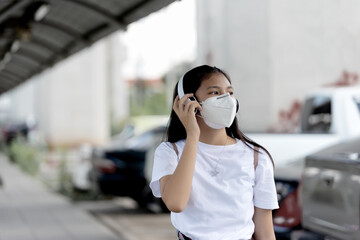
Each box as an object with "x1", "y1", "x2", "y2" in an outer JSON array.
[
  {"x1": 0, "y1": 154, "x2": 121, "y2": 240},
  {"x1": 93, "y1": 208, "x2": 175, "y2": 240}
]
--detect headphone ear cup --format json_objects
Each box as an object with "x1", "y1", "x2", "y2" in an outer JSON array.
[{"x1": 236, "y1": 99, "x2": 239, "y2": 113}]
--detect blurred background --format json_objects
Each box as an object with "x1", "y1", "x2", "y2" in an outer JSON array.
[{"x1": 1, "y1": 0, "x2": 360, "y2": 240}]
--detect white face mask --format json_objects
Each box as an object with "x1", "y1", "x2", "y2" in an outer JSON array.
[{"x1": 199, "y1": 93, "x2": 237, "y2": 129}]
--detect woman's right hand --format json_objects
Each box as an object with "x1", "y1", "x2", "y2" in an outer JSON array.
[
  {"x1": 162, "y1": 94, "x2": 201, "y2": 212},
  {"x1": 173, "y1": 94, "x2": 202, "y2": 138}
]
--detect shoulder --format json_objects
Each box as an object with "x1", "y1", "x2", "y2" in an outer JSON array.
[
  {"x1": 242, "y1": 141, "x2": 272, "y2": 162},
  {"x1": 238, "y1": 141, "x2": 273, "y2": 167},
  {"x1": 254, "y1": 147, "x2": 274, "y2": 175},
  {"x1": 237, "y1": 140, "x2": 255, "y2": 156},
  {"x1": 155, "y1": 141, "x2": 173, "y2": 153},
  {"x1": 155, "y1": 140, "x2": 185, "y2": 155},
  {"x1": 258, "y1": 148, "x2": 273, "y2": 164},
  {"x1": 156, "y1": 141, "x2": 171, "y2": 149},
  {"x1": 158, "y1": 139, "x2": 185, "y2": 147}
]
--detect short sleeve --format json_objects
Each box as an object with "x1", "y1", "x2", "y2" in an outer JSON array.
[
  {"x1": 149, "y1": 142, "x2": 179, "y2": 198},
  {"x1": 253, "y1": 149, "x2": 279, "y2": 210}
]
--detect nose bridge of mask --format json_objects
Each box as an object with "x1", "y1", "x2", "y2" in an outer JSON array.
[
  {"x1": 217, "y1": 93, "x2": 231, "y2": 99},
  {"x1": 200, "y1": 93, "x2": 232, "y2": 105}
]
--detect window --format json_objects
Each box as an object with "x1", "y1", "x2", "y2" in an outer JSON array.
[
  {"x1": 301, "y1": 96, "x2": 331, "y2": 133},
  {"x1": 125, "y1": 126, "x2": 166, "y2": 150},
  {"x1": 354, "y1": 95, "x2": 360, "y2": 114}
]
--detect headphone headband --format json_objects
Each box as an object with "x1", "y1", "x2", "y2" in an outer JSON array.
[{"x1": 177, "y1": 74, "x2": 185, "y2": 99}]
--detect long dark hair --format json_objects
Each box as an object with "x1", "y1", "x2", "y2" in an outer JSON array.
[{"x1": 165, "y1": 65, "x2": 273, "y2": 163}]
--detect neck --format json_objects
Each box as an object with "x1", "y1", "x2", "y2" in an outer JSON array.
[
  {"x1": 197, "y1": 116, "x2": 234, "y2": 145},
  {"x1": 199, "y1": 128, "x2": 229, "y2": 145}
]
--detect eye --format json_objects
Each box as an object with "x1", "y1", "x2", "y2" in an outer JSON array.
[
  {"x1": 209, "y1": 91, "x2": 219, "y2": 95},
  {"x1": 228, "y1": 91, "x2": 234, "y2": 95}
]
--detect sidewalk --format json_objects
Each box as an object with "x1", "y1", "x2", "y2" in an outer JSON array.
[{"x1": 0, "y1": 154, "x2": 120, "y2": 240}]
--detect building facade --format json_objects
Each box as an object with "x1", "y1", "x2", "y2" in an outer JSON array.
[
  {"x1": 196, "y1": 0, "x2": 360, "y2": 132},
  {"x1": 0, "y1": 32, "x2": 128, "y2": 147}
]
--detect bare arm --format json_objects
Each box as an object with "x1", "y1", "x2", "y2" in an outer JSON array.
[
  {"x1": 160, "y1": 94, "x2": 201, "y2": 213},
  {"x1": 253, "y1": 207, "x2": 276, "y2": 240},
  {"x1": 160, "y1": 135, "x2": 198, "y2": 212}
]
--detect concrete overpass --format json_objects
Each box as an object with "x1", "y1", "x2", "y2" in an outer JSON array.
[{"x1": 0, "y1": 0, "x2": 177, "y2": 94}]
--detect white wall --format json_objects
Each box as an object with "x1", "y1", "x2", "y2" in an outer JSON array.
[
  {"x1": 196, "y1": 0, "x2": 272, "y2": 131},
  {"x1": 196, "y1": 0, "x2": 360, "y2": 132},
  {"x1": 270, "y1": 0, "x2": 360, "y2": 122},
  {"x1": 42, "y1": 39, "x2": 110, "y2": 146},
  {"x1": 107, "y1": 34, "x2": 129, "y2": 123},
  {"x1": 6, "y1": 80, "x2": 36, "y2": 122}
]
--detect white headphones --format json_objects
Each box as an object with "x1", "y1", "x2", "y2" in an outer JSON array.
[
  {"x1": 177, "y1": 74, "x2": 185, "y2": 99},
  {"x1": 177, "y1": 74, "x2": 198, "y2": 113}
]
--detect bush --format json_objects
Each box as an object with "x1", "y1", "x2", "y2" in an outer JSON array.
[
  {"x1": 7, "y1": 137, "x2": 40, "y2": 176},
  {"x1": 54, "y1": 149, "x2": 109, "y2": 201},
  {"x1": 2, "y1": 137, "x2": 107, "y2": 201},
  {"x1": 130, "y1": 91, "x2": 170, "y2": 116}
]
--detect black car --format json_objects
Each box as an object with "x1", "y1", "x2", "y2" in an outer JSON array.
[
  {"x1": 1, "y1": 122, "x2": 32, "y2": 145},
  {"x1": 91, "y1": 125, "x2": 167, "y2": 212}
]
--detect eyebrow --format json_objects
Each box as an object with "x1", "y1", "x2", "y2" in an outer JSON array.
[{"x1": 206, "y1": 86, "x2": 233, "y2": 90}]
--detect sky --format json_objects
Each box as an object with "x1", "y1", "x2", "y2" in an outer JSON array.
[{"x1": 119, "y1": 0, "x2": 196, "y2": 79}]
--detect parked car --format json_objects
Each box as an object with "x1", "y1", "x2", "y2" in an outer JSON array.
[
  {"x1": 249, "y1": 86, "x2": 360, "y2": 166},
  {"x1": 71, "y1": 116, "x2": 169, "y2": 193},
  {"x1": 90, "y1": 125, "x2": 168, "y2": 212},
  {"x1": 0, "y1": 122, "x2": 31, "y2": 145},
  {"x1": 263, "y1": 86, "x2": 360, "y2": 239},
  {"x1": 298, "y1": 137, "x2": 360, "y2": 240},
  {"x1": 272, "y1": 159, "x2": 304, "y2": 239},
  {"x1": 272, "y1": 137, "x2": 360, "y2": 239}
]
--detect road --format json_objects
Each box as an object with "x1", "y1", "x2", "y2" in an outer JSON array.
[{"x1": 78, "y1": 198, "x2": 175, "y2": 240}]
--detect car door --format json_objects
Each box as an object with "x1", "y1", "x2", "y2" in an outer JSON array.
[{"x1": 302, "y1": 153, "x2": 360, "y2": 240}]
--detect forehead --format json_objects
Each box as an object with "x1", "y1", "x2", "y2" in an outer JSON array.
[{"x1": 199, "y1": 73, "x2": 231, "y2": 88}]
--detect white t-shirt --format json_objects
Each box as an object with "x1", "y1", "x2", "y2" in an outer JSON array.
[{"x1": 150, "y1": 139, "x2": 279, "y2": 240}]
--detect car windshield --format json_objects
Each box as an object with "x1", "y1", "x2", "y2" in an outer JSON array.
[
  {"x1": 124, "y1": 127, "x2": 165, "y2": 150},
  {"x1": 354, "y1": 95, "x2": 360, "y2": 114},
  {"x1": 301, "y1": 96, "x2": 332, "y2": 133}
]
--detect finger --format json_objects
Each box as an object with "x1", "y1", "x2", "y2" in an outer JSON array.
[
  {"x1": 179, "y1": 93, "x2": 194, "y2": 106},
  {"x1": 194, "y1": 101, "x2": 202, "y2": 111},
  {"x1": 186, "y1": 100, "x2": 202, "y2": 113},
  {"x1": 173, "y1": 96, "x2": 180, "y2": 111},
  {"x1": 183, "y1": 98, "x2": 192, "y2": 112},
  {"x1": 183, "y1": 95, "x2": 198, "y2": 111},
  {"x1": 188, "y1": 101, "x2": 202, "y2": 112}
]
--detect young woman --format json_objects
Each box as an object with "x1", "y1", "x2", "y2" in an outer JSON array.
[{"x1": 150, "y1": 65, "x2": 278, "y2": 240}]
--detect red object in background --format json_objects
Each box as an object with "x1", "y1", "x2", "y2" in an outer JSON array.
[
  {"x1": 268, "y1": 100, "x2": 302, "y2": 133},
  {"x1": 94, "y1": 160, "x2": 116, "y2": 173},
  {"x1": 273, "y1": 187, "x2": 302, "y2": 229},
  {"x1": 324, "y1": 70, "x2": 359, "y2": 87}
]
